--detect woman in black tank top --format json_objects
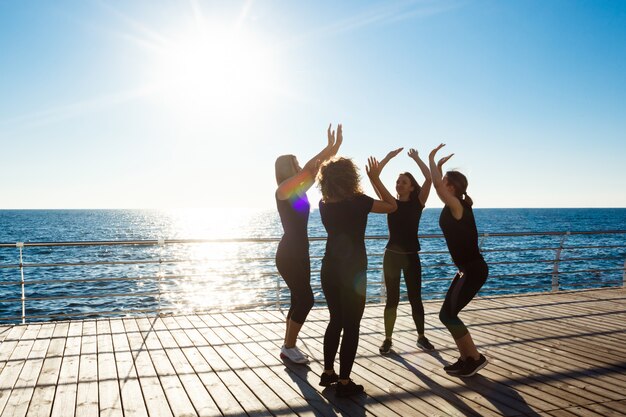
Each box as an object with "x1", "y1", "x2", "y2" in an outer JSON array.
[
  {"x1": 429, "y1": 143, "x2": 489, "y2": 378},
  {"x1": 275, "y1": 124, "x2": 342, "y2": 364},
  {"x1": 368, "y1": 147, "x2": 435, "y2": 355}
]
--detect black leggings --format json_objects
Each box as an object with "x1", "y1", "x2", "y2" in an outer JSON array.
[
  {"x1": 276, "y1": 252, "x2": 314, "y2": 325},
  {"x1": 383, "y1": 250, "x2": 425, "y2": 337},
  {"x1": 321, "y1": 259, "x2": 367, "y2": 380},
  {"x1": 439, "y1": 257, "x2": 488, "y2": 340}
]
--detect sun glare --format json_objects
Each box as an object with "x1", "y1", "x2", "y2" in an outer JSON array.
[{"x1": 150, "y1": 23, "x2": 277, "y2": 120}]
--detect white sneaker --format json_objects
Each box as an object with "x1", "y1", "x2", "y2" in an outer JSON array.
[{"x1": 280, "y1": 345, "x2": 310, "y2": 364}]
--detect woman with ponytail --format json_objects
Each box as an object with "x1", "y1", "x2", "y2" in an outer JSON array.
[{"x1": 429, "y1": 143, "x2": 488, "y2": 377}]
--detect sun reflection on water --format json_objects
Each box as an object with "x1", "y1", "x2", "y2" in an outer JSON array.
[{"x1": 154, "y1": 208, "x2": 278, "y2": 312}]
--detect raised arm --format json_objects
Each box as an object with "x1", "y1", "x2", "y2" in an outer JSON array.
[
  {"x1": 276, "y1": 124, "x2": 343, "y2": 200},
  {"x1": 369, "y1": 147, "x2": 403, "y2": 200},
  {"x1": 366, "y1": 157, "x2": 398, "y2": 214},
  {"x1": 428, "y1": 143, "x2": 462, "y2": 218},
  {"x1": 407, "y1": 148, "x2": 432, "y2": 207}
]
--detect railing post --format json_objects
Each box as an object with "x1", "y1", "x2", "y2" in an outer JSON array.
[
  {"x1": 157, "y1": 238, "x2": 164, "y2": 315},
  {"x1": 380, "y1": 268, "x2": 386, "y2": 302},
  {"x1": 276, "y1": 275, "x2": 281, "y2": 311},
  {"x1": 552, "y1": 232, "x2": 570, "y2": 292},
  {"x1": 623, "y1": 257, "x2": 626, "y2": 288},
  {"x1": 479, "y1": 232, "x2": 489, "y2": 252},
  {"x1": 17, "y1": 242, "x2": 25, "y2": 324}
]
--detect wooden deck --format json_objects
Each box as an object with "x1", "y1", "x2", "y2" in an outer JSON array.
[{"x1": 0, "y1": 288, "x2": 625, "y2": 417}]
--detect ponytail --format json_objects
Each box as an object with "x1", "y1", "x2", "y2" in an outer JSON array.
[
  {"x1": 462, "y1": 192, "x2": 474, "y2": 207},
  {"x1": 446, "y1": 170, "x2": 474, "y2": 207}
]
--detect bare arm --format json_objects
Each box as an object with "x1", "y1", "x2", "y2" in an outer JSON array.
[
  {"x1": 408, "y1": 148, "x2": 432, "y2": 207},
  {"x1": 366, "y1": 157, "x2": 397, "y2": 214},
  {"x1": 275, "y1": 162, "x2": 317, "y2": 200},
  {"x1": 369, "y1": 147, "x2": 402, "y2": 200},
  {"x1": 428, "y1": 143, "x2": 462, "y2": 219},
  {"x1": 276, "y1": 124, "x2": 343, "y2": 200}
]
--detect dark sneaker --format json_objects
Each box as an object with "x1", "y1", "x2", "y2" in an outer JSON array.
[
  {"x1": 335, "y1": 380, "x2": 364, "y2": 397},
  {"x1": 457, "y1": 354, "x2": 488, "y2": 377},
  {"x1": 379, "y1": 339, "x2": 392, "y2": 355},
  {"x1": 319, "y1": 372, "x2": 339, "y2": 387},
  {"x1": 417, "y1": 336, "x2": 435, "y2": 351},
  {"x1": 444, "y1": 358, "x2": 465, "y2": 374}
]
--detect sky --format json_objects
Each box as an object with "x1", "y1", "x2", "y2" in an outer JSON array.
[{"x1": 0, "y1": 0, "x2": 624, "y2": 209}]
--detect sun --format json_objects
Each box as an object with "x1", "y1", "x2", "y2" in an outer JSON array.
[{"x1": 149, "y1": 22, "x2": 277, "y2": 120}]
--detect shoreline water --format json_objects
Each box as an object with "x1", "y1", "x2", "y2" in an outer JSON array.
[{"x1": 0, "y1": 209, "x2": 624, "y2": 323}]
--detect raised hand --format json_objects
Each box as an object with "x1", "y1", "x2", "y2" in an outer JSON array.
[
  {"x1": 429, "y1": 143, "x2": 446, "y2": 159},
  {"x1": 407, "y1": 148, "x2": 421, "y2": 161},
  {"x1": 384, "y1": 147, "x2": 403, "y2": 161},
  {"x1": 437, "y1": 153, "x2": 454, "y2": 168},
  {"x1": 365, "y1": 156, "x2": 382, "y2": 178},
  {"x1": 326, "y1": 123, "x2": 343, "y2": 157}
]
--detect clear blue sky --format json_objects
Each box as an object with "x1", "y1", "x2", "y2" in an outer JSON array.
[{"x1": 1, "y1": 0, "x2": 624, "y2": 209}]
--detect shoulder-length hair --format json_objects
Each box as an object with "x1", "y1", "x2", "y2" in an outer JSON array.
[{"x1": 275, "y1": 154, "x2": 297, "y2": 185}]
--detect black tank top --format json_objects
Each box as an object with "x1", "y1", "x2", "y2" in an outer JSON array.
[
  {"x1": 386, "y1": 199, "x2": 423, "y2": 253},
  {"x1": 439, "y1": 201, "x2": 481, "y2": 267},
  {"x1": 276, "y1": 193, "x2": 310, "y2": 255}
]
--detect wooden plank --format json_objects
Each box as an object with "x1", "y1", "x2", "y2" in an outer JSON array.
[
  {"x1": 0, "y1": 324, "x2": 41, "y2": 415},
  {"x1": 26, "y1": 322, "x2": 70, "y2": 417},
  {"x1": 476, "y1": 298, "x2": 626, "y2": 378},
  {"x1": 1, "y1": 288, "x2": 624, "y2": 417},
  {"x1": 75, "y1": 320, "x2": 98, "y2": 417},
  {"x1": 228, "y1": 310, "x2": 435, "y2": 417},
  {"x1": 210, "y1": 312, "x2": 343, "y2": 417},
  {"x1": 0, "y1": 326, "x2": 14, "y2": 344},
  {"x1": 583, "y1": 401, "x2": 626, "y2": 417},
  {"x1": 134, "y1": 317, "x2": 198, "y2": 417},
  {"x1": 600, "y1": 399, "x2": 626, "y2": 414},
  {"x1": 484, "y1": 296, "x2": 626, "y2": 353},
  {"x1": 0, "y1": 325, "x2": 27, "y2": 374},
  {"x1": 392, "y1": 300, "x2": 622, "y2": 407},
  {"x1": 1, "y1": 324, "x2": 54, "y2": 417},
  {"x1": 50, "y1": 321, "x2": 83, "y2": 417},
  {"x1": 216, "y1": 312, "x2": 339, "y2": 417},
  {"x1": 254, "y1": 309, "x2": 493, "y2": 417},
  {"x1": 161, "y1": 315, "x2": 247, "y2": 417},
  {"x1": 390, "y1": 295, "x2": 626, "y2": 408},
  {"x1": 185, "y1": 314, "x2": 277, "y2": 416},
  {"x1": 150, "y1": 316, "x2": 221, "y2": 416},
  {"x1": 457, "y1": 301, "x2": 626, "y2": 399},
  {"x1": 110, "y1": 319, "x2": 149, "y2": 417},
  {"x1": 122, "y1": 318, "x2": 174, "y2": 417},
  {"x1": 302, "y1": 309, "x2": 521, "y2": 417},
  {"x1": 97, "y1": 319, "x2": 123, "y2": 417},
  {"x1": 388, "y1": 313, "x2": 587, "y2": 412}
]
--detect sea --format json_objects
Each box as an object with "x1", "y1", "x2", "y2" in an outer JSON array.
[{"x1": 1, "y1": 208, "x2": 625, "y2": 323}]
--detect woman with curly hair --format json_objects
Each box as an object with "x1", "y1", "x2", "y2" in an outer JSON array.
[
  {"x1": 275, "y1": 124, "x2": 341, "y2": 364},
  {"x1": 317, "y1": 148, "x2": 397, "y2": 397}
]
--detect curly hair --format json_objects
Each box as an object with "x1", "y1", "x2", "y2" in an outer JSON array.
[{"x1": 317, "y1": 157, "x2": 363, "y2": 202}]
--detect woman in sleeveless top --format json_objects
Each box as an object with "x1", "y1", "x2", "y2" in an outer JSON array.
[
  {"x1": 429, "y1": 143, "x2": 489, "y2": 377},
  {"x1": 275, "y1": 124, "x2": 342, "y2": 364},
  {"x1": 369, "y1": 147, "x2": 435, "y2": 355},
  {"x1": 317, "y1": 152, "x2": 397, "y2": 397}
]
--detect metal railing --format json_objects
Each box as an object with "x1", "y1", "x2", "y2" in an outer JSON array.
[{"x1": 0, "y1": 230, "x2": 624, "y2": 324}]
